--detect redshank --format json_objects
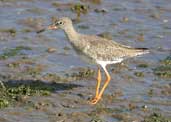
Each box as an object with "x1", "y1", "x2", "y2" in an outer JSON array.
[{"x1": 48, "y1": 17, "x2": 149, "y2": 104}]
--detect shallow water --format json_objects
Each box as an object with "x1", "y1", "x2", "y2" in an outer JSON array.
[{"x1": 0, "y1": 0, "x2": 171, "y2": 122}]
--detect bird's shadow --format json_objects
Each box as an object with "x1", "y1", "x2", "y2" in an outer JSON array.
[{"x1": 3, "y1": 79, "x2": 83, "y2": 93}]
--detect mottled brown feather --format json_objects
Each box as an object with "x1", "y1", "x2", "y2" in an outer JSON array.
[{"x1": 53, "y1": 17, "x2": 149, "y2": 62}]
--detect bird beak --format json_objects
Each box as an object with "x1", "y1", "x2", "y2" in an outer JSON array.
[{"x1": 47, "y1": 24, "x2": 58, "y2": 30}]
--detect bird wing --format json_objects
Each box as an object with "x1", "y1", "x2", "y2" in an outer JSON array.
[
  {"x1": 80, "y1": 35, "x2": 132, "y2": 61},
  {"x1": 80, "y1": 35, "x2": 148, "y2": 61}
]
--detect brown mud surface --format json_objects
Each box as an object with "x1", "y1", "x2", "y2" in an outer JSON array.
[{"x1": 0, "y1": 0, "x2": 171, "y2": 122}]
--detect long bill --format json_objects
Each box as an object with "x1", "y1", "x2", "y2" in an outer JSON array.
[{"x1": 47, "y1": 24, "x2": 58, "y2": 30}]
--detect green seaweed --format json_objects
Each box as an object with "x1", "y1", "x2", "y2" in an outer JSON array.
[
  {"x1": 0, "y1": 46, "x2": 32, "y2": 60},
  {"x1": 98, "y1": 32, "x2": 113, "y2": 40},
  {"x1": 154, "y1": 66, "x2": 171, "y2": 78},
  {"x1": 0, "y1": 81, "x2": 56, "y2": 109},
  {"x1": 43, "y1": 73, "x2": 62, "y2": 82},
  {"x1": 78, "y1": 25, "x2": 90, "y2": 29},
  {"x1": 71, "y1": 3, "x2": 89, "y2": 21},
  {"x1": 94, "y1": 8, "x2": 107, "y2": 13},
  {"x1": 43, "y1": 68, "x2": 95, "y2": 82},
  {"x1": 81, "y1": 0, "x2": 101, "y2": 4},
  {"x1": 6, "y1": 83, "x2": 51, "y2": 98},
  {"x1": 0, "y1": 99, "x2": 9, "y2": 108},
  {"x1": 51, "y1": 2, "x2": 73, "y2": 8},
  {"x1": 160, "y1": 56, "x2": 171, "y2": 65},
  {"x1": 63, "y1": 46, "x2": 71, "y2": 50},
  {"x1": 51, "y1": 2, "x2": 60, "y2": 7},
  {"x1": 21, "y1": 28, "x2": 32, "y2": 33},
  {"x1": 67, "y1": 68, "x2": 95, "y2": 80},
  {"x1": 153, "y1": 56, "x2": 171, "y2": 78},
  {"x1": 137, "y1": 63, "x2": 149, "y2": 68},
  {"x1": 24, "y1": 65, "x2": 43, "y2": 76},
  {"x1": 143, "y1": 113, "x2": 171, "y2": 122},
  {"x1": 0, "y1": 28, "x2": 16, "y2": 36},
  {"x1": 134, "y1": 72, "x2": 144, "y2": 77},
  {"x1": 26, "y1": 8, "x2": 46, "y2": 14},
  {"x1": 0, "y1": 0, "x2": 17, "y2": 2},
  {"x1": 90, "y1": 118, "x2": 103, "y2": 122},
  {"x1": 148, "y1": 89, "x2": 154, "y2": 96}
]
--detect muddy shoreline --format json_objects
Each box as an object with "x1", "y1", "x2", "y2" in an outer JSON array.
[{"x1": 0, "y1": 0, "x2": 171, "y2": 122}]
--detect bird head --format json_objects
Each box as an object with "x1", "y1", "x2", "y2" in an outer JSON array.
[{"x1": 48, "y1": 17, "x2": 72, "y2": 31}]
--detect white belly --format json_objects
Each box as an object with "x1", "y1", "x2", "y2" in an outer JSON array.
[{"x1": 96, "y1": 59, "x2": 123, "y2": 69}]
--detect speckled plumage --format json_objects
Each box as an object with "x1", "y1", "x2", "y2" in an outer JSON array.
[
  {"x1": 48, "y1": 17, "x2": 149, "y2": 104},
  {"x1": 74, "y1": 34, "x2": 149, "y2": 62},
  {"x1": 57, "y1": 17, "x2": 149, "y2": 64}
]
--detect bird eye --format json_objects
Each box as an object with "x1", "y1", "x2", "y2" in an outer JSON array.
[{"x1": 57, "y1": 21, "x2": 63, "y2": 25}]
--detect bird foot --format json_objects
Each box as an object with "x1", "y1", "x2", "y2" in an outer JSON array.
[{"x1": 88, "y1": 96, "x2": 101, "y2": 105}]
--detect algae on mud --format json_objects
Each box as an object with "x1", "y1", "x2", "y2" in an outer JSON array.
[
  {"x1": 43, "y1": 67, "x2": 95, "y2": 82},
  {"x1": 90, "y1": 118, "x2": 103, "y2": 122},
  {"x1": 0, "y1": 80, "x2": 55, "y2": 109},
  {"x1": 71, "y1": 3, "x2": 89, "y2": 21},
  {"x1": 134, "y1": 71, "x2": 144, "y2": 77},
  {"x1": 0, "y1": 99, "x2": 9, "y2": 108},
  {"x1": 143, "y1": 113, "x2": 171, "y2": 122},
  {"x1": 0, "y1": 0, "x2": 171, "y2": 121},
  {"x1": 0, "y1": 28, "x2": 16, "y2": 36},
  {"x1": 7, "y1": 58, "x2": 34, "y2": 68},
  {"x1": 137, "y1": 63, "x2": 149, "y2": 68},
  {"x1": 81, "y1": 0, "x2": 102, "y2": 4},
  {"x1": 66, "y1": 67, "x2": 95, "y2": 80},
  {"x1": 51, "y1": 2, "x2": 89, "y2": 21},
  {"x1": 153, "y1": 55, "x2": 171, "y2": 78},
  {"x1": 0, "y1": 46, "x2": 32, "y2": 60},
  {"x1": 98, "y1": 32, "x2": 113, "y2": 40}
]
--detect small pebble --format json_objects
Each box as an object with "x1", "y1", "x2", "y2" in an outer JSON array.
[
  {"x1": 47, "y1": 48, "x2": 56, "y2": 53},
  {"x1": 137, "y1": 33, "x2": 144, "y2": 41},
  {"x1": 142, "y1": 105, "x2": 148, "y2": 109},
  {"x1": 121, "y1": 17, "x2": 129, "y2": 22},
  {"x1": 94, "y1": 8, "x2": 108, "y2": 13}
]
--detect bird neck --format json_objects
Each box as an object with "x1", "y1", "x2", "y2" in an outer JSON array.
[{"x1": 64, "y1": 25, "x2": 79, "y2": 41}]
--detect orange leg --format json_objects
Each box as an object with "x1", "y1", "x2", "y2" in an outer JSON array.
[
  {"x1": 95, "y1": 68, "x2": 101, "y2": 97},
  {"x1": 89, "y1": 68, "x2": 101, "y2": 104},
  {"x1": 90, "y1": 66, "x2": 111, "y2": 105},
  {"x1": 97, "y1": 69, "x2": 111, "y2": 100}
]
